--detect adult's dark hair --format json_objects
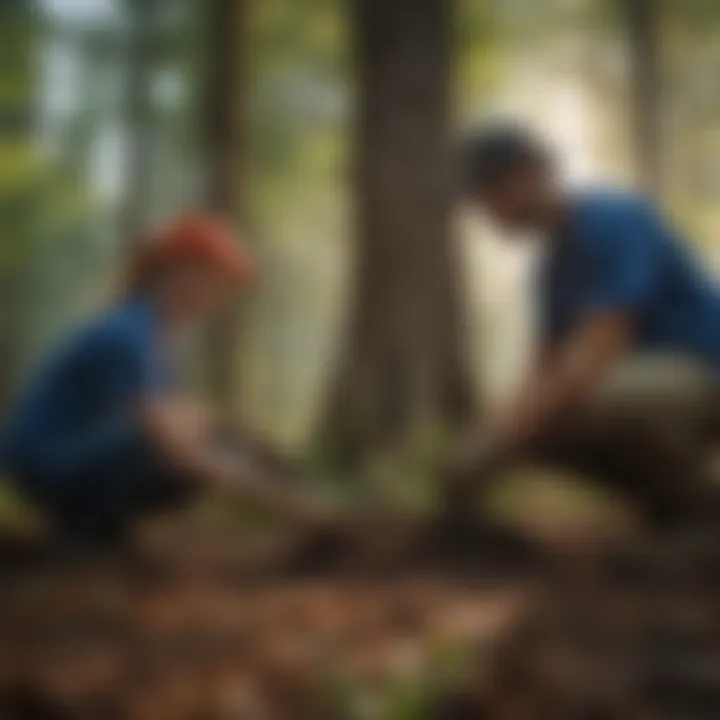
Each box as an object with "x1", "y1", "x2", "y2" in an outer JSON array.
[{"x1": 459, "y1": 123, "x2": 551, "y2": 196}]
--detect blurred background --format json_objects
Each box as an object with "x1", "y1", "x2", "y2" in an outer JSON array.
[
  {"x1": 5, "y1": 0, "x2": 720, "y2": 448},
  {"x1": 4, "y1": 2, "x2": 720, "y2": 717}
]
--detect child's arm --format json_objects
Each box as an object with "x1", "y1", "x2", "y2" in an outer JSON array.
[{"x1": 138, "y1": 400, "x2": 333, "y2": 527}]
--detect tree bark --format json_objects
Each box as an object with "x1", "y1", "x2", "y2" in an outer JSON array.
[
  {"x1": 120, "y1": 0, "x2": 158, "y2": 244},
  {"x1": 0, "y1": 0, "x2": 39, "y2": 413},
  {"x1": 203, "y1": 0, "x2": 245, "y2": 404},
  {"x1": 620, "y1": 0, "x2": 664, "y2": 198},
  {"x1": 318, "y1": 0, "x2": 475, "y2": 463}
]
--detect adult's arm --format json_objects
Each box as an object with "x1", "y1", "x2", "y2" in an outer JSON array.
[
  {"x1": 483, "y1": 312, "x2": 635, "y2": 455},
  {"x1": 453, "y1": 196, "x2": 661, "y2": 474}
]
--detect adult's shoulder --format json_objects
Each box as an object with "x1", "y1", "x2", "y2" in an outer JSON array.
[
  {"x1": 570, "y1": 189, "x2": 663, "y2": 257},
  {"x1": 575, "y1": 188, "x2": 657, "y2": 224}
]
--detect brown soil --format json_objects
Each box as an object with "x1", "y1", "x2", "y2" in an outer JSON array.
[{"x1": 1, "y1": 516, "x2": 720, "y2": 719}]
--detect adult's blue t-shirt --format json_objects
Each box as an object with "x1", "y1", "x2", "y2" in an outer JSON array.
[
  {"x1": 2, "y1": 297, "x2": 172, "y2": 483},
  {"x1": 539, "y1": 190, "x2": 720, "y2": 363}
]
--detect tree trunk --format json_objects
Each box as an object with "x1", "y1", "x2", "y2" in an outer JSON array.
[
  {"x1": 203, "y1": 0, "x2": 245, "y2": 403},
  {"x1": 318, "y1": 0, "x2": 475, "y2": 463},
  {"x1": 621, "y1": 0, "x2": 663, "y2": 198},
  {"x1": 0, "y1": 0, "x2": 39, "y2": 414},
  {"x1": 120, "y1": 0, "x2": 158, "y2": 244}
]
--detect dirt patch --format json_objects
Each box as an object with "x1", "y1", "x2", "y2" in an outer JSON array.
[
  {"x1": 3, "y1": 518, "x2": 720, "y2": 719},
  {"x1": 0, "y1": 519, "x2": 532, "y2": 719}
]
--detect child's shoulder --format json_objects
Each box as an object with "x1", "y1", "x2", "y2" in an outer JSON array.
[{"x1": 73, "y1": 299, "x2": 154, "y2": 356}]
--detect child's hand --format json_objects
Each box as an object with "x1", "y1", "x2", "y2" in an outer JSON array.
[{"x1": 140, "y1": 399, "x2": 215, "y2": 463}]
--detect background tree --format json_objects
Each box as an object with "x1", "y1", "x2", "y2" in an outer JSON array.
[
  {"x1": 119, "y1": 0, "x2": 159, "y2": 243},
  {"x1": 318, "y1": 0, "x2": 475, "y2": 463},
  {"x1": 203, "y1": 0, "x2": 245, "y2": 404},
  {"x1": 661, "y1": 0, "x2": 720, "y2": 244},
  {"x1": 619, "y1": 0, "x2": 664, "y2": 197},
  {"x1": 0, "y1": 0, "x2": 41, "y2": 409}
]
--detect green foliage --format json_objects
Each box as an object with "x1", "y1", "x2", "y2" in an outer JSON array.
[
  {"x1": 0, "y1": 481, "x2": 41, "y2": 534},
  {"x1": 247, "y1": 0, "x2": 348, "y2": 191},
  {"x1": 324, "y1": 635, "x2": 474, "y2": 720}
]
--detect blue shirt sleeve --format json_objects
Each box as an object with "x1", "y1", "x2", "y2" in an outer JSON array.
[{"x1": 579, "y1": 200, "x2": 660, "y2": 316}]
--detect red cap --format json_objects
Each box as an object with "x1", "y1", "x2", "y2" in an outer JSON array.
[{"x1": 149, "y1": 212, "x2": 255, "y2": 283}]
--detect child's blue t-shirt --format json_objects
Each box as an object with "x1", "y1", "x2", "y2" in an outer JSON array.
[
  {"x1": 539, "y1": 191, "x2": 720, "y2": 362},
  {"x1": 2, "y1": 297, "x2": 170, "y2": 481}
]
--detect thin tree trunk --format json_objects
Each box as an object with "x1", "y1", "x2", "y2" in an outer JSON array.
[
  {"x1": 621, "y1": 0, "x2": 663, "y2": 198},
  {"x1": 120, "y1": 0, "x2": 157, "y2": 245},
  {"x1": 318, "y1": 0, "x2": 475, "y2": 463},
  {"x1": 203, "y1": 0, "x2": 244, "y2": 404},
  {"x1": 0, "y1": 0, "x2": 39, "y2": 413}
]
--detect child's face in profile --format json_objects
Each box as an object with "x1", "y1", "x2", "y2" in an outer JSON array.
[{"x1": 164, "y1": 261, "x2": 240, "y2": 326}]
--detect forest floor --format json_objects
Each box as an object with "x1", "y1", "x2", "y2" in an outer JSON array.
[{"x1": 1, "y1": 481, "x2": 720, "y2": 719}]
